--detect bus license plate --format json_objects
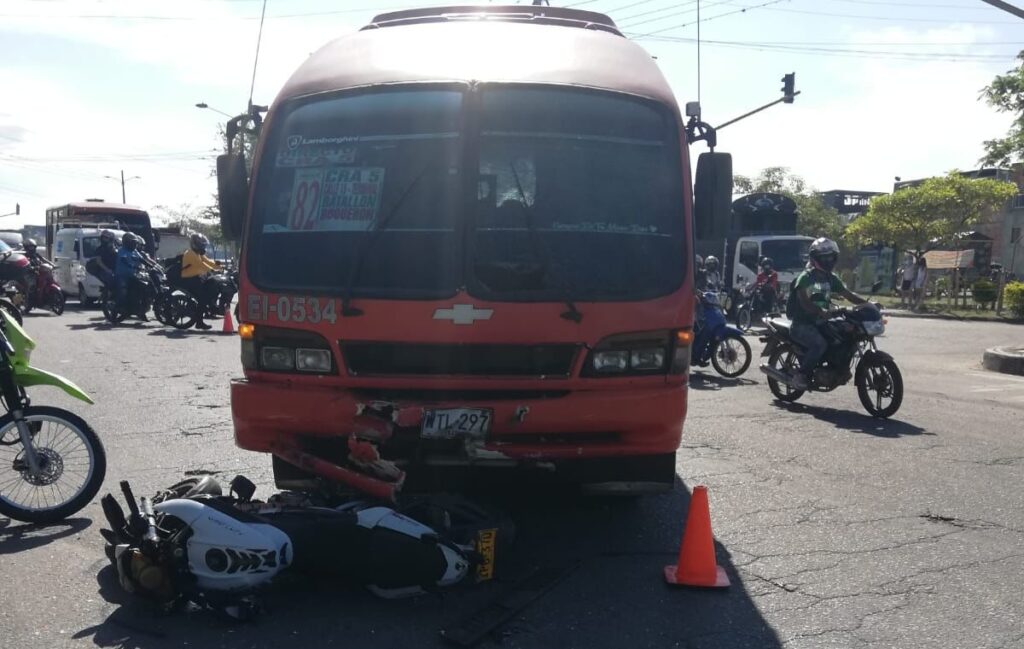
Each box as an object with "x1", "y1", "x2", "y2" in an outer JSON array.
[{"x1": 421, "y1": 408, "x2": 492, "y2": 439}]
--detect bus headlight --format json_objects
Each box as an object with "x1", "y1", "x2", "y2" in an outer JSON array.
[
  {"x1": 593, "y1": 350, "x2": 629, "y2": 372},
  {"x1": 295, "y1": 348, "x2": 332, "y2": 372},
  {"x1": 630, "y1": 348, "x2": 665, "y2": 370},
  {"x1": 584, "y1": 330, "x2": 675, "y2": 377},
  {"x1": 261, "y1": 346, "x2": 295, "y2": 371}
]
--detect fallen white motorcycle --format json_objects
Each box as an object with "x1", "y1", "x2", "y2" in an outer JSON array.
[{"x1": 100, "y1": 477, "x2": 488, "y2": 618}]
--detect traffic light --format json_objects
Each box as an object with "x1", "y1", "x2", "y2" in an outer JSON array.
[
  {"x1": 14, "y1": 203, "x2": 18, "y2": 216},
  {"x1": 781, "y1": 73, "x2": 795, "y2": 103}
]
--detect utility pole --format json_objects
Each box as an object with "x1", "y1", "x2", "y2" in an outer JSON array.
[{"x1": 978, "y1": 0, "x2": 1024, "y2": 20}]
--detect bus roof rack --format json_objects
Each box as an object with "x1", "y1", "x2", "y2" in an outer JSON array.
[{"x1": 364, "y1": 5, "x2": 622, "y2": 36}]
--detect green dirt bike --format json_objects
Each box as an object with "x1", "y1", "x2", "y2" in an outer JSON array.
[{"x1": 0, "y1": 310, "x2": 105, "y2": 523}]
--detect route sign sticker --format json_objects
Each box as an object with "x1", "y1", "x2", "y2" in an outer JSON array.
[{"x1": 284, "y1": 166, "x2": 385, "y2": 232}]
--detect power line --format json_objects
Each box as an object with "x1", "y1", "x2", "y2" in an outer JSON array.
[
  {"x1": 761, "y1": 5, "x2": 1019, "y2": 22},
  {"x1": 629, "y1": 0, "x2": 788, "y2": 37},
  {"x1": 632, "y1": 33, "x2": 1019, "y2": 60},
  {"x1": 615, "y1": 1, "x2": 699, "y2": 25}
]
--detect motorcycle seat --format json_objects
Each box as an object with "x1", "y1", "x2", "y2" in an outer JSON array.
[{"x1": 765, "y1": 317, "x2": 791, "y2": 333}]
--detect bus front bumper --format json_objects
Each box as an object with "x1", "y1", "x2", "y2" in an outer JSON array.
[{"x1": 231, "y1": 379, "x2": 686, "y2": 467}]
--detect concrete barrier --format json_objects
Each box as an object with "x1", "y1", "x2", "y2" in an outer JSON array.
[{"x1": 982, "y1": 346, "x2": 1024, "y2": 376}]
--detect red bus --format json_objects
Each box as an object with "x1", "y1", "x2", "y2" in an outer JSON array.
[{"x1": 218, "y1": 5, "x2": 731, "y2": 498}]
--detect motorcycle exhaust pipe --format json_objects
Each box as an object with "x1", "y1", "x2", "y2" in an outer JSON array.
[{"x1": 759, "y1": 363, "x2": 794, "y2": 387}]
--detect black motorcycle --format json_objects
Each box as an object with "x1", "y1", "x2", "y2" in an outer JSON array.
[
  {"x1": 735, "y1": 281, "x2": 781, "y2": 332},
  {"x1": 758, "y1": 302, "x2": 903, "y2": 418}
]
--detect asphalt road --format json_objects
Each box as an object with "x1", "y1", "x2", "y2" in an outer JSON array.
[{"x1": 1, "y1": 306, "x2": 1022, "y2": 649}]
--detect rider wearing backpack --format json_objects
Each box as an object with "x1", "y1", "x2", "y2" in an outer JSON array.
[{"x1": 785, "y1": 238, "x2": 867, "y2": 390}]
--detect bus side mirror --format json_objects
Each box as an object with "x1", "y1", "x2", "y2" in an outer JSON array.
[
  {"x1": 693, "y1": 152, "x2": 733, "y2": 240},
  {"x1": 217, "y1": 153, "x2": 248, "y2": 241}
]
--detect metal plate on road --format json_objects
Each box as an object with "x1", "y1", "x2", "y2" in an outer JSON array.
[{"x1": 421, "y1": 408, "x2": 492, "y2": 439}]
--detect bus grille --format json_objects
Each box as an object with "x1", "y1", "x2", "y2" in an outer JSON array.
[{"x1": 340, "y1": 342, "x2": 579, "y2": 377}]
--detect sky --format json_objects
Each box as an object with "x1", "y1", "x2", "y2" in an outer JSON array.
[{"x1": 0, "y1": 0, "x2": 1021, "y2": 228}]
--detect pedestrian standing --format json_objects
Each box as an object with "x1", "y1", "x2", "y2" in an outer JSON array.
[
  {"x1": 897, "y1": 255, "x2": 914, "y2": 308},
  {"x1": 912, "y1": 255, "x2": 928, "y2": 311}
]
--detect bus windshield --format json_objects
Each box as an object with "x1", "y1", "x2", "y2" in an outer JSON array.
[{"x1": 249, "y1": 86, "x2": 685, "y2": 301}]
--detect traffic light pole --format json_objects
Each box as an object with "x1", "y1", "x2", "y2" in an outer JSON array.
[{"x1": 715, "y1": 92, "x2": 801, "y2": 131}]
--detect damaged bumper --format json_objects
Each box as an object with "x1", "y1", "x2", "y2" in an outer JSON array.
[{"x1": 231, "y1": 379, "x2": 686, "y2": 467}]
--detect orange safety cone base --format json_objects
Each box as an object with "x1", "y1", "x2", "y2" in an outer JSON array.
[
  {"x1": 222, "y1": 306, "x2": 236, "y2": 334},
  {"x1": 663, "y1": 564, "x2": 730, "y2": 588}
]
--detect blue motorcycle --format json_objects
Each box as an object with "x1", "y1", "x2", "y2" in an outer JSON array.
[{"x1": 692, "y1": 291, "x2": 752, "y2": 378}]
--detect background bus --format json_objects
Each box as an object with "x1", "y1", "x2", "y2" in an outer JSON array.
[{"x1": 45, "y1": 200, "x2": 156, "y2": 256}]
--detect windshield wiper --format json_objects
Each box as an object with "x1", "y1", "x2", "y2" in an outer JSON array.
[
  {"x1": 340, "y1": 166, "x2": 430, "y2": 317},
  {"x1": 506, "y1": 160, "x2": 583, "y2": 323}
]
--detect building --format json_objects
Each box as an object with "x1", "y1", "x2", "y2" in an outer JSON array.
[
  {"x1": 895, "y1": 168, "x2": 1024, "y2": 278},
  {"x1": 820, "y1": 189, "x2": 885, "y2": 225}
]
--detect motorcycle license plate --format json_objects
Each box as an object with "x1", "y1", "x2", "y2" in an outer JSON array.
[
  {"x1": 421, "y1": 408, "x2": 492, "y2": 439},
  {"x1": 475, "y1": 528, "x2": 497, "y2": 581}
]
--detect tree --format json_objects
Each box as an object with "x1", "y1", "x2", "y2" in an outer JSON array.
[
  {"x1": 733, "y1": 166, "x2": 845, "y2": 241},
  {"x1": 845, "y1": 172, "x2": 1017, "y2": 255},
  {"x1": 152, "y1": 202, "x2": 237, "y2": 259},
  {"x1": 980, "y1": 51, "x2": 1024, "y2": 167}
]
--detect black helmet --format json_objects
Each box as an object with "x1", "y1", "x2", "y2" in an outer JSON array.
[
  {"x1": 761, "y1": 256, "x2": 774, "y2": 271},
  {"x1": 100, "y1": 229, "x2": 116, "y2": 244},
  {"x1": 24, "y1": 238, "x2": 37, "y2": 252},
  {"x1": 695, "y1": 254, "x2": 704, "y2": 268},
  {"x1": 190, "y1": 233, "x2": 209, "y2": 254},
  {"x1": 122, "y1": 233, "x2": 139, "y2": 250},
  {"x1": 808, "y1": 237, "x2": 840, "y2": 273}
]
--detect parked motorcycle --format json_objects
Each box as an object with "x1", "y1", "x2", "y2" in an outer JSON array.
[
  {"x1": 758, "y1": 302, "x2": 903, "y2": 418},
  {"x1": 21, "y1": 261, "x2": 66, "y2": 316},
  {"x1": 0, "y1": 309, "x2": 106, "y2": 523},
  {"x1": 735, "y1": 281, "x2": 781, "y2": 332},
  {"x1": 692, "y1": 291, "x2": 752, "y2": 378}
]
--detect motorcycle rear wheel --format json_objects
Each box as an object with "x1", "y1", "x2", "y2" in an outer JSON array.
[
  {"x1": 50, "y1": 291, "x2": 65, "y2": 316},
  {"x1": 767, "y1": 345, "x2": 805, "y2": 401},
  {"x1": 711, "y1": 334, "x2": 752, "y2": 378},
  {"x1": 0, "y1": 406, "x2": 107, "y2": 524},
  {"x1": 736, "y1": 305, "x2": 752, "y2": 332},
  {"x1": 101, "y1": 300, "x2": 127, "y2": 324},
  {"x1": 855, "y1": 357, "x2": 903, "y2": 418},
  {"x1": 169, "y1": 293, "x2": 199, "y2": 330}
]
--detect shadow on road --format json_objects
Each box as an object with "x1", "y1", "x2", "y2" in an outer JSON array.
[
  {"x1": 146, "y1": 329, "x2": 220, "y2": 339},
  {"x1": 0, "y1": 517, "x2": 92, "y2": 554},
  {"x1": 689, "y1": 373, "x2": 758, "y2": 390},
  {"x1": 76, "y1": 479, "x2": 781, "y2": 649},
  {"x1": 66, "y1": 317, "x2": 151, "y2": 332},
  {"x1": 772, "y1": 401, "x2": 930, "y2": 438}
]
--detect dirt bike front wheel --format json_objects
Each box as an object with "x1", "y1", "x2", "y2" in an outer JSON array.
[{"x1": 0, "y1": 406, "x2": 107, "y2": 524}]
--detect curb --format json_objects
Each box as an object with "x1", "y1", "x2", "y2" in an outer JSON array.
[
  {"x1": 885, "y1": 310, "x2": 1024, "y2": 324},
  {"x1": 983, "y1": 347, "x2": 1024, "y2": 376}
]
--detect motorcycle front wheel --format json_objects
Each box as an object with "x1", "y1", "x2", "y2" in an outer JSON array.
[
  {"x1": 767, "y1": 345, "x2": 805, "y2": 402},
  {"x1": 711, "y1": 334, "x2": 752, "y2": 378},
  {"x1": 0, "y1": 298, "x2": 23, "y2": 326},
  {"x1": 855, "y1": 356, "x2": 903, "y2": 418},
  {"x1": 0, "y1": 406, "x2": 107, "y2": 524}
]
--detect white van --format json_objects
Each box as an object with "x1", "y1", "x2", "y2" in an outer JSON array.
[{"x1": 52, "y1": 228, "x2": 126, "y2": 304}]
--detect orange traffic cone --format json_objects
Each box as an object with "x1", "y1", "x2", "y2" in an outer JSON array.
[
  {"x1": 664, "y1": 485, "x2": 730, "y2": 588},
  {"x1": 222, "y1": 306, "x2": 236, "y2": 334}
]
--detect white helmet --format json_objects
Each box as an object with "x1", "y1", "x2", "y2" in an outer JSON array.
[{"x1": 808, "y1": 237, "x2": 839, "y2": 272}]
